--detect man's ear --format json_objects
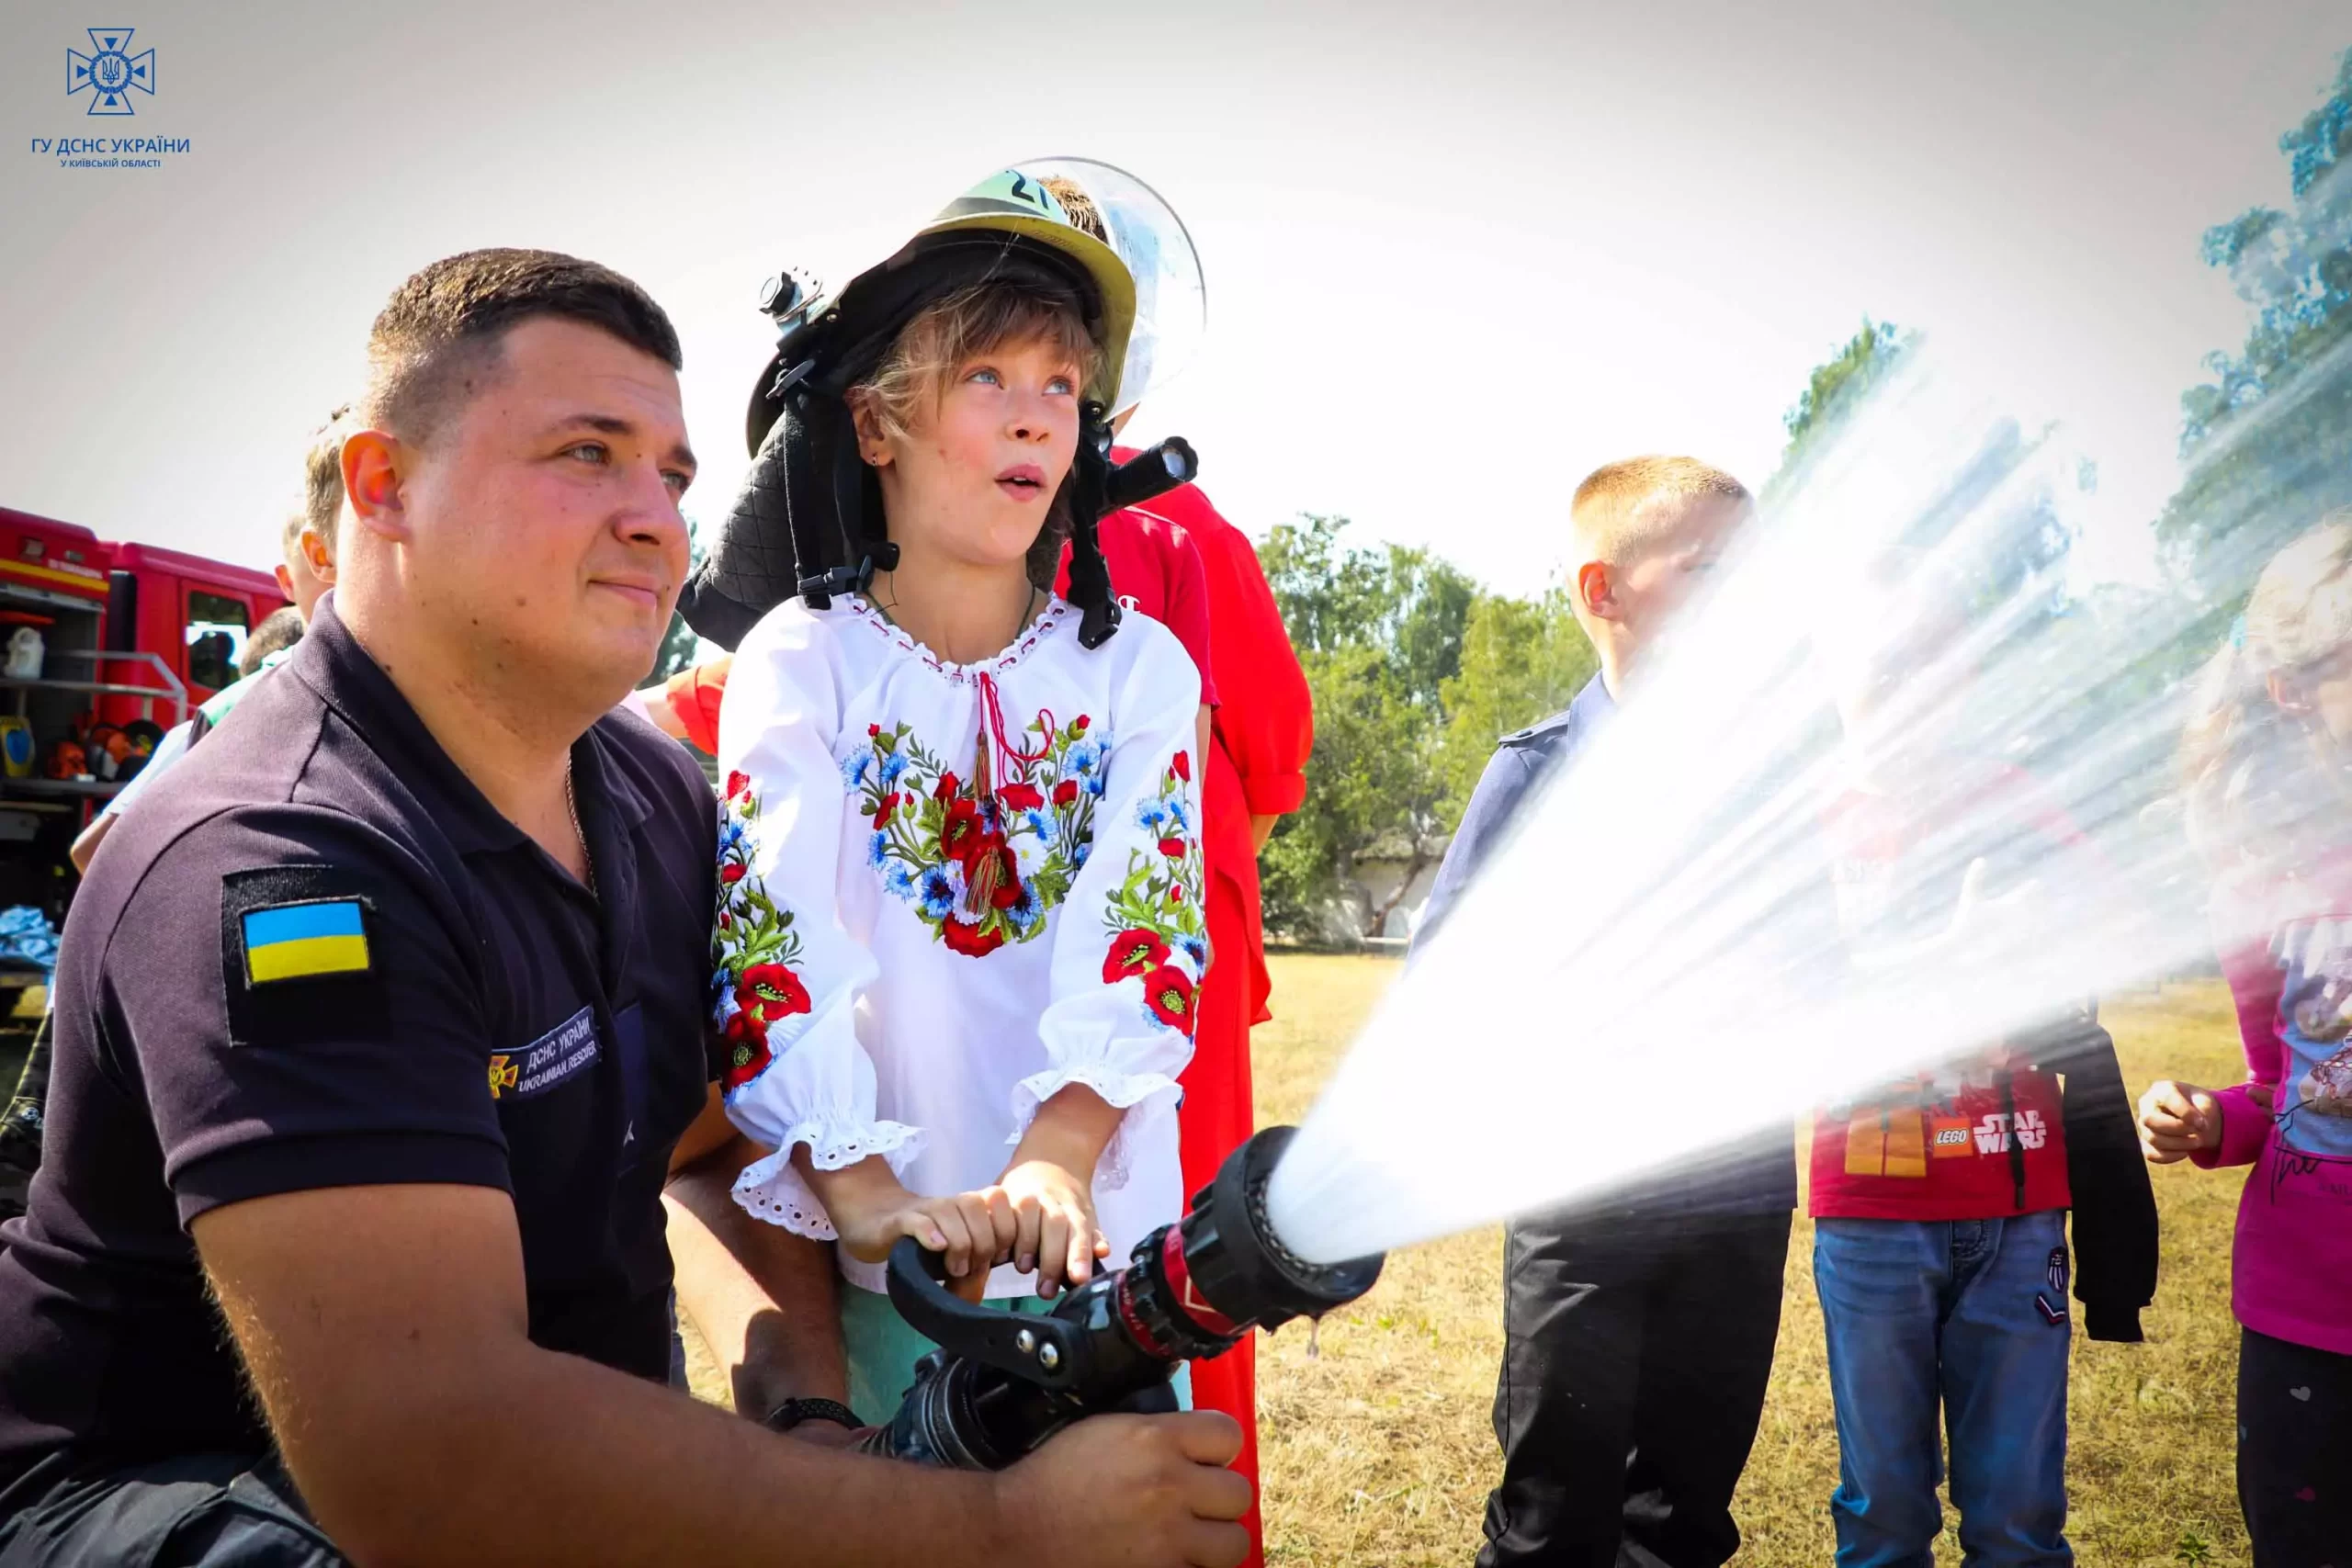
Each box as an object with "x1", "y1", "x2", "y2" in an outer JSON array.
[
  {"x1": 342, "y1": 430, "x2": 410, "y2": 543},
  {"x1": 1577, "y1": 560, "x2": 1619, "y2": 623}
]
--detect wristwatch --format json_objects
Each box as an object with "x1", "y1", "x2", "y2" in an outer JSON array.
[{"x1": 762, "y1": 1396, "x2": 864, "y2": 1434}]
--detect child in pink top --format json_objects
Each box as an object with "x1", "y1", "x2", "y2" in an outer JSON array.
[{"x1": 2142, "y1": 515, "x2": 2352, "y2": 1565}]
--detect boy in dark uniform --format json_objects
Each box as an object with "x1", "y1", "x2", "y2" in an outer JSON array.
[
  {"x1": 1421, "y1": 457, "x2": 1792, "y2": 1568},
  {"x1": 0, "y1": 250, "x2": 1249, "y2": 1567}
]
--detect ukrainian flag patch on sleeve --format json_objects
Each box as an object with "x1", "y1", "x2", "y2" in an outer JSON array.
[
  {"x1": 240, "y1": 899, "x2": 372, "y2": 985},
  {"x1": 220, "y1": 864, "x2": 388, "y2": 1047}
]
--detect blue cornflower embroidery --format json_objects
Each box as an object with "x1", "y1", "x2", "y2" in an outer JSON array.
[{"x1": 918, "y1": 866, "x2": 959, "y2": 921}]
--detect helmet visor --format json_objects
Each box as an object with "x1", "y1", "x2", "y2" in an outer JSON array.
[{"x1": 1015, "y1": 157, "x2": 1206, "y2": 415}]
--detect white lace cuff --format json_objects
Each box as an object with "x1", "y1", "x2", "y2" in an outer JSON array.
[
  {"x1": 1008, "y1": 1066, "x2": 1182, "y2": 1193},
  {"x1": 730, "y1": 1116, "x2": 924, "y2": 1239}
]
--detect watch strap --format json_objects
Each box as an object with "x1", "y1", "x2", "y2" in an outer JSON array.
[{"x1": 762, "y1": 1396, "x2": 864, "y2": 1433}]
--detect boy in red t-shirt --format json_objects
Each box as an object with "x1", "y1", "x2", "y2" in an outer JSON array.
[{"x1": 1807, "y1": 563, "x2": 2154, "y2": 1566}]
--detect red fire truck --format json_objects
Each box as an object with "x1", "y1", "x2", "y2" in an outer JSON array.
[{"x1": 0, "y1": 506, "x2": 287, "y2": 919}]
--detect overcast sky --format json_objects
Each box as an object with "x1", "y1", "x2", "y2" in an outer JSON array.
[{"x1": 3, "y1": 0, "x2": 2344, "y2": 594}]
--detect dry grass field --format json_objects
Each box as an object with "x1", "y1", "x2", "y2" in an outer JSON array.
[{"x1": 684, "y1": 953, "x2": 2255, "y2": 1565}]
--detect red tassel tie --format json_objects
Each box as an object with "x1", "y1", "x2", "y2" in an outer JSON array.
[{"x1": 963, "y1": 673, "x2": 1055, "y2": 916}]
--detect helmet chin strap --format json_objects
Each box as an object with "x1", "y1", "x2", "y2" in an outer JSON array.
[
  {"x1": 1067, "y1": 404, "x2": 1125, "y2": 650},
  {"x1": 796, "y1": 397, "x2": 898, "y2": 608}
]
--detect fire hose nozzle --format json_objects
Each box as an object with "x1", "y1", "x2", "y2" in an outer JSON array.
[{"x1": 866, "y1": 1126, "x2": 1384, "y2": 1470}]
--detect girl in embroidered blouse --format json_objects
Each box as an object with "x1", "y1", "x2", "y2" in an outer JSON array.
[{"x1": 710, "y1": 174, "x2": 1208, "y2": 1419}]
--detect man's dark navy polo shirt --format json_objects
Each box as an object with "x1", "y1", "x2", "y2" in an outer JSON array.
[{"x1": 0, "y1": 599, "x2": 720, "y2": 1500}]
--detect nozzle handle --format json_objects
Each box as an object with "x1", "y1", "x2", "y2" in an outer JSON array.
[
  {"x1": 884, "y1": 1237, "x2": 1085, "y2": 1393},
  {"x1": 1103, "y1": 437, "x2": 1198, "y2": 513}
]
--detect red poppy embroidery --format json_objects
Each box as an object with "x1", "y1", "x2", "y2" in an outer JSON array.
[
  {"x1": 933, "y1": 771, "x2": 961, "y2": 803},
  {"x1": 737, "y1": 962, "x2": 812, "y2": 1025},
  {"x1": 873, "y1": 791, "x2": 900, "y2": 829},
  {"x1": 721, "y1": 863, "x2": 747, "y2": 886},
  {"x1": 1072, "y1": 715, "x2": 1091, "y2": 732},
  {"x1": 721, "y1": 1010, "x2": 774, "y2": 1090},
  {"x1": 943, "y1": 916, "x2": 1007, "y2": 958},
  {"x1": 1053, "y1": 779, "x2": 1079, "y2": 807},
  {"x1": 725, "y1": 770, "x2": 751, "y2": 802},
  {"x1": 999, "y1": 782, "x2": 1045, "y2": 812},
  {"x1": 1158, "y1": 837, "x2": 1185, "y2": 859},
  {"x1": 1140, "y1": 964, "x2": 1196, "y2": 1033},
  {"x1": 939, "y1": 798, "x2": 984, "y2": 863},
  {"x1": 1170, "y1": 750, "x2": 1191, "y2": 783},
  {"x1": 1104, "y1": 928, "x2": 1170, "y2": 983}
]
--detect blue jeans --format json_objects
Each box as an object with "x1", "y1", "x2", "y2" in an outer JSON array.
[{"x1": 1813, "y1": 1213, "x2": 2073, "y2": 1567}]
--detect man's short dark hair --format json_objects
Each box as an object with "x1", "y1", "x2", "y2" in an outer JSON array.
[
  {"x1": 363, "y1": 249, "x2": 683, "y2": 445},
  {"x1": 238, "y1": 605, "x2": 306, "y2": 680}
]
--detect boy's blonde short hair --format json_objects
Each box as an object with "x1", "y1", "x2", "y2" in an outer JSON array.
[
  {"x1": 1571, "y1": 456, "x2": 1750, "y2": 566},
  {"x1": 288, "y1": 406, "x2": 350, "y2": 560}
]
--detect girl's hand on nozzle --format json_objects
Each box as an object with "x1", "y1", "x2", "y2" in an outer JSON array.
[
  {"x1": 2138, "y1": 1078, "x2": 2222, "y2": 1164},
  {"x1": 812, "y1": 1160, "x2": 1017, "y2": 1303},
  {"x1": 986, "y1": 1158, "x2": 1109, "y2": 1300}
]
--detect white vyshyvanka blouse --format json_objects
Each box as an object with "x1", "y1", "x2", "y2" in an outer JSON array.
[{"x1": 714, "y1": 593, "x2": 1206, "y2": 1296}]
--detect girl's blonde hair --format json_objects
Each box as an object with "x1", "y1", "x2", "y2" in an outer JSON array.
[
  {"x1": 2181, "y1": 512, "x2": 2352, "y2": 870},
  {"x1": 848, "y1": 276, "x2": 1103, "y2": 588}
]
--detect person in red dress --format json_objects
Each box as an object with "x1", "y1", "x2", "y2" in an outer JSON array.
[{"x1": 1098, "y1": 464, "x2": 1310, "y2": 1568}]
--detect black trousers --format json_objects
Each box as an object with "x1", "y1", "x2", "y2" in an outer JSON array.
[
  {"x1": 0, "y1": 1452, "x2": 346, "y2": 1566},
  {"x1": 1478, "y1": 1209, "x2": 1792, "y2": 1568},
  {"x1": 2239, "y1": 1326, "x2": 2352, "y2": 1567}
]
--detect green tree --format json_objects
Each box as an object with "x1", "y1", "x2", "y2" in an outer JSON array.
[
  {"x1": 1257, "y1": 517, "x2": 1469, "y2": 939},
  {"x1": 1764, "y1": 317, "x2": 1912, "y2": 505},
  {"x1": 2159, "y1": 46, "x2": 2352, "y2": 609},
  {"x1": 1254, "y1": 515, "x2": 1584, "y2": 941},
  {"x1": 1257, "y1": 644, "x2": 1444, "y2": 939},
  {"x1": 1436, "y1": 591, "x2": 1595, "y2": 819},
  {"x1": 647, "y1": 515, "x2": 707, "y2": 685},
  {"x1": 1260, "y1": 513, "x2": 1478, "y2": 703}
]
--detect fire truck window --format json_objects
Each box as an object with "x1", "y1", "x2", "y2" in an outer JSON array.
[{"x1": 185, "y1": 592, "x2": 251, "y2": 693}]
